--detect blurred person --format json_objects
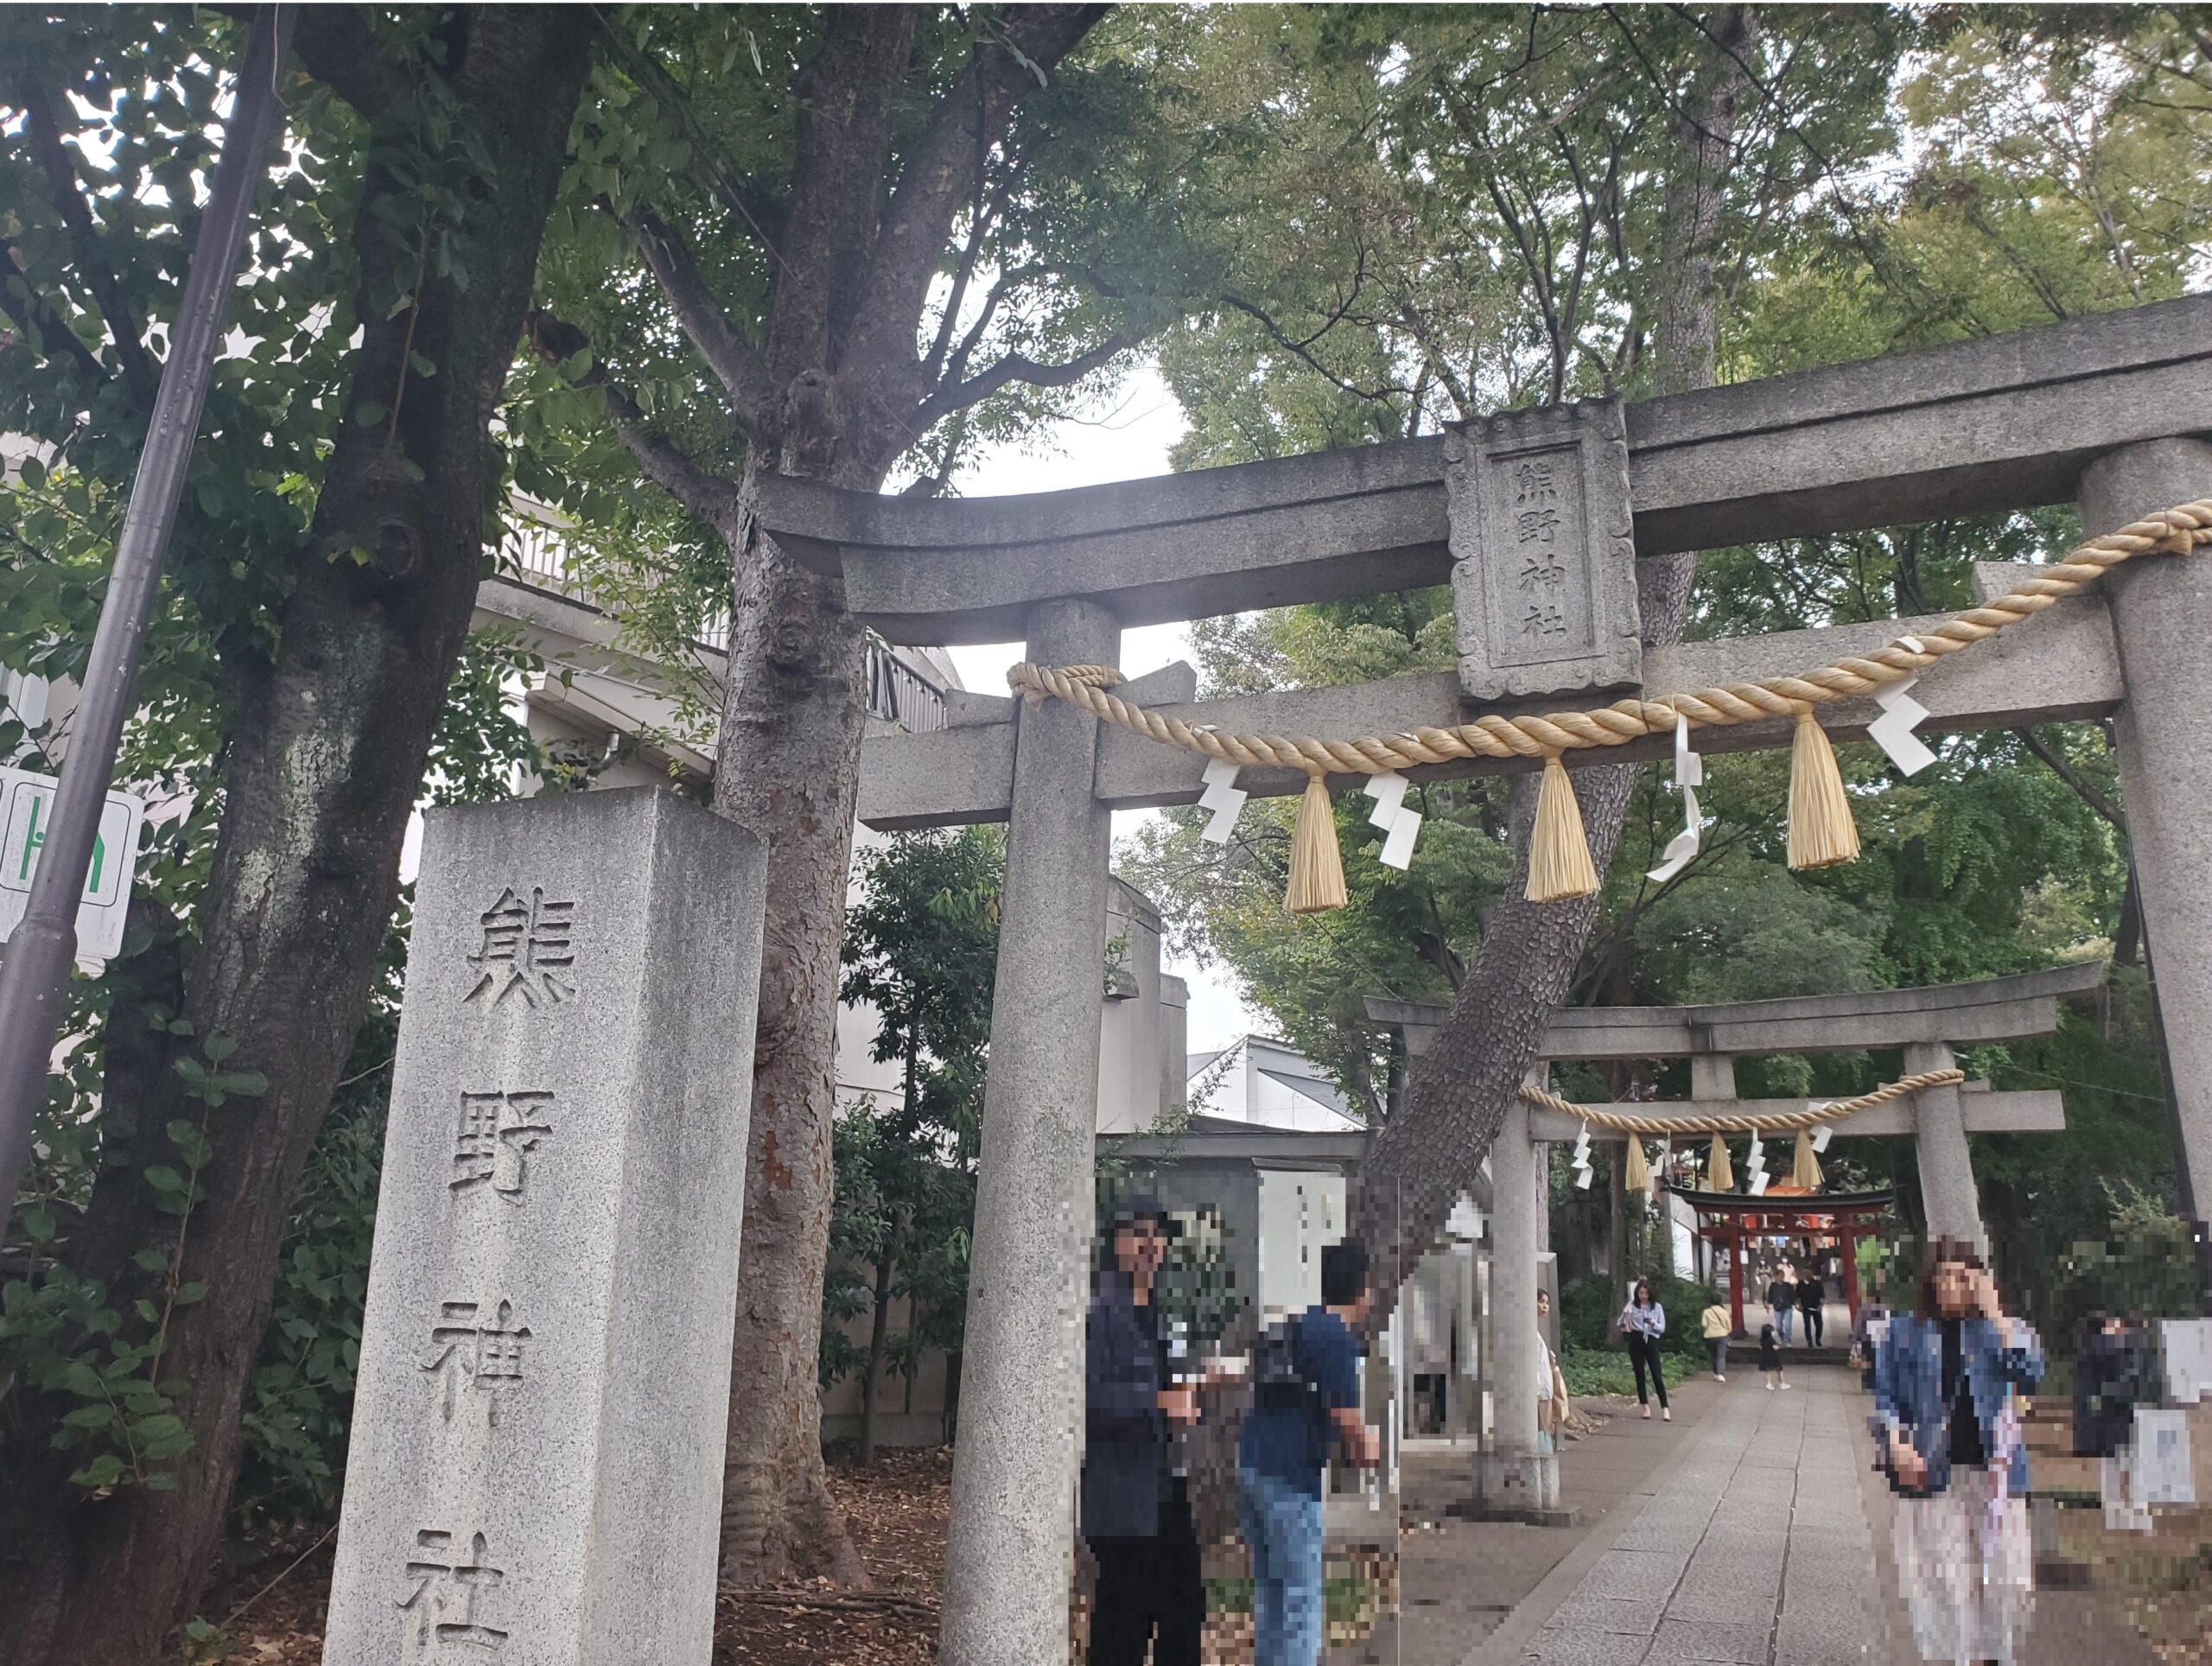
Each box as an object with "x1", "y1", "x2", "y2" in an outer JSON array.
[
  {"x1": 1760, "y1": 1322, "x2": 1788, "y2": 1390},
  {"x1": 1872, "y1": 1239, "x2": 2044, "y2": 1664},
  {"x1": 1237, "y1": 1240, "x2": 1381, "y2": 1666},
  {"x1": 1618, "y1": 1279, "x2": 1671, "y2": 1421},
  {"x1": 1700, "y1": 1293, "x2": 1732, "y2": 1380},
  {"x1": 2073, "y1": 1312, "x2": 2158, "y2": 1532},
  {"x1": 1800, "y1": 1268, "x2": 1826, "y2": 1347},
  {"x1": 1084, "y1": 1198, "x2": 1206, "y2": 1666},
  {"x1": 1537, "y1": 1287, "x2": 1570, "y2": 1452}
]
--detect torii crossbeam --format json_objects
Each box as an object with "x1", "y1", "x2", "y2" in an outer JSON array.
[{"x1": 753, "y1": 297, "x2": 2212, "y2": 1666}]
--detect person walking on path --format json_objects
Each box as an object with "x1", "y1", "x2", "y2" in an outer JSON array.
[
  {"x1": 1759, "y1": 1322, "x2": 1789, "y2": 1389},
  {"x1": 1872, "y1": 1238, "x2": 2045, "y2": 1665},
  {"x1": 1767, "y1": 1266, "x2": 1798, "y2": 1345},
  {"x1": 1618, "y1": 1279, "x2": 1671, "y2": 1421},
  {"x1": 1237, "y1": 1240, "x2": 1382, "y2": 1666},
  {"x1": 2073, "y1": 1313, "x2": 2158, "y2": 1531},
  {"x1": 1700, "y1": 1294, "x2": 1732, "y2": 1380},
  {"x1": 1084, "y1": 1198, "x2": 1214, "y2": 1666},
  {"x1": 1800, "y1": 1269, "x2": 1826, "y2": 1347}
]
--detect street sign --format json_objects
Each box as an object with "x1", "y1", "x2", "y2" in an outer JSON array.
[{"x1": 0, "y1": 766, "x2": 146, "y2": 967}]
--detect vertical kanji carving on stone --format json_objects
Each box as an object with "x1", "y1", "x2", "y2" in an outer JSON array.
[
  {"x1": 1446, "y1": 395, "x2": 1640, "y2": 703},
  {"x1": 466, "y1": 885, "x2": 577, "y2": 1007}
]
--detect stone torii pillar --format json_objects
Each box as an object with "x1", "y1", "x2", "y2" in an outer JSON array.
[
  {"x1": 939, "y1": 599, "x2": 1120, "y2": 1666},
  {"x1": 2084, "y1": 437, "x2": 2212, "y2": 1290},
  {"x1": 1905, "y1": 1040, "x2": 1985, "y2": 1250},
  {"x1": 1474, "y1": 1083, "x2": 1560, "y2": 1521}
]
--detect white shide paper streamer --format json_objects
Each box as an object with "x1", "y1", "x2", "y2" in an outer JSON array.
[
  {"x1": 1648, "y1": 714, "x2": 1707, "y2": 883},
  {"x1": 1363, "y1": 771, "x2": 1424, "y2": 869},
  {"x1": 1869, "y1": 636, "x2": 1938, "y2": 776},
  {"x1": 1198, "y1": 759, "x2": 1248, "y2": 843}
]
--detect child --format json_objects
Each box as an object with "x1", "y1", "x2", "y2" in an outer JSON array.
[{"x1": 1759, "y1": 1322, "x2": 1789, "y2": 1391}]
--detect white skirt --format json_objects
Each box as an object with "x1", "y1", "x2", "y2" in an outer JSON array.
[{"x1": 1893, "y1": 1465, "x2": 2034, "y2": 1663}]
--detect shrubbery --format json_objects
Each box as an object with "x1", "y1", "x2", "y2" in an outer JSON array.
[{"x1": 1559, "y1": 1271, "x2": 1719, "y2": 1364}]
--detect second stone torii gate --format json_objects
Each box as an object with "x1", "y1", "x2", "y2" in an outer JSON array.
[
  {"x1": 1370, "y1": 963, "x2": 2094, "y2": 1517},
  {"x1": 758, "y1": 296, "x2": 2212, "y2": 1664}
]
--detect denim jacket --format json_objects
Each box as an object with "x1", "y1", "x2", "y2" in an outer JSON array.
[{"x1": 1870, "y1": 1313, "x2": 2044, "y2": 1496}]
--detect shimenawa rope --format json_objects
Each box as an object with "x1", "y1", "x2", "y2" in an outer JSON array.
[{"x1": 1007, "y1": 500, "x2": 2211, "y2": 910}]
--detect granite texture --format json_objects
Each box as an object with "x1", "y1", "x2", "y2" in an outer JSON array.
[
  {"x1": 1448, "y1": 397, "x2": 1642, "y2": 703},
  {"x1": 2086, "y1": 438, "x2": 2212, "y2": 1224},
  {"x1": 938, "y1": 600, "x2": 1119, "y2": 1666},
  {"x1": 324, "y1": 788, "x2": 766, "y2": 1665}
]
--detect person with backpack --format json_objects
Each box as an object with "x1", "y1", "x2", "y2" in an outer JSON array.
[{"x1": 1238, "y1": 1240, "x2": 1382, "y2": 1666}]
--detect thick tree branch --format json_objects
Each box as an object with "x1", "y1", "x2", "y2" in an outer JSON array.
[
  {"x1": 0, "y1": 243, "x2": 109, "y2": 391},
  {"x1": 19, "y1": 79, "x2": 157, "y2": 407},
  {"x1": 628, "y1": 210, "x2": 780, "y2": 447},
  {"x1": 288, "y1": 6, "x2": 415, "y2": 118},
  {"x1": 767, "y1": 6, "x2": 918, "y2": 391},
  {"x1": 841, "y1": 5, "x2": 1108, "y2": 387},
  {"x1": 527, "y1": 309, "x2": 739, "y2": 525},
  {"x1": 912, "y1": 330, "x2": 1138, "y2": 428},
  {"x1": 2015, "y1": 726, "x2": 2126, "y2": 831}
]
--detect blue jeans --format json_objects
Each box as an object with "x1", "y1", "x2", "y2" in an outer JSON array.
[
  {"x1": 1237, "y1": 1466, "x2": 1325, "y2": 1666},
  {"x1": 1775, "y1": 1306, "x2": 1794, "y2": 1345}
]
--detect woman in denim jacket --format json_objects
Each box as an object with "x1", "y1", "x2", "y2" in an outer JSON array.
[{"x1": 1871, "y1": 1238, "x2": 2044, "y2": 1664}]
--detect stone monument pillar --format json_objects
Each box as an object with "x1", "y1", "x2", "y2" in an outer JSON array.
[
  {"x1": 2082, "y1": 438, "x2": 2212, "y2": 1245},
  {"x1": 1905, "y1": 1040, "x2": 1984, "y2": 1251},
  {"x1": 325, "y1": 789, "x2": 766, "y2": 1664},
  {"x1": 1475, "y1": 1090, "x2": 1560, "y2": 1520},
  {"x1": 939, "y1": 598, "x2": 1119, "y2": 1666}
]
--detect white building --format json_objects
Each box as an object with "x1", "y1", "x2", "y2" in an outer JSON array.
[{"x1": 1185, "y1": 1033, "x2": 1363, "y2": 1133}]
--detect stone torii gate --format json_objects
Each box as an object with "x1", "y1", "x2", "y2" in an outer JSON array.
[
  {"x1": 1370, "y1": 962, "x2": 2097, "y2": 1517},
  {"x1": 755, "y1": 295, "x2": 2212, "y2": 1664}
]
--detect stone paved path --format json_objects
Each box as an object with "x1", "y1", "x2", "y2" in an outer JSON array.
[{"x1": 1510, "y1": 1366, "x2": 1882, "y2": 1665}]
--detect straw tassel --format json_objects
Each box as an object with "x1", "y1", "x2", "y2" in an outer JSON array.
[
  {"x1": 1706, "y1": 1134, "x2": 1734, "y2": 1192},
  {"x1": 1792, "y1": 1129, "x2": 1824, "y2": 1191},
  {"x1": 1786, "y1": 708, "x2": 1860, "y2": 870},
  {"x1": 1526, "y1": 754, "x2": 1599, "y2": 902},
  {"x1": 1622, "y1": 1136, "x2": 1651, "y2": 1193},
  {"x1": 1286, "y1": 772, "x2": 1347, "y2": 914}
]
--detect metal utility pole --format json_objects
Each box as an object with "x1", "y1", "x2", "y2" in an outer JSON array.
[{"x1": 0, "y1": 7, "x2": 295, "y2": 1248}]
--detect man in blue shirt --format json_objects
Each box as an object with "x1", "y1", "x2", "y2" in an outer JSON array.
[{"x1": 1237, "y1": 1240, "x2": 1382, "y2": 1666}]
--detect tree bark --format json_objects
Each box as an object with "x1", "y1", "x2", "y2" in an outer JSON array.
[
  {"x1": 625, "y1": 4, "x2": 1109, "y2": 1588},
  {"x1": 860, "y1": 1250, "x2": 896, "y2": 1466},
  {"x1": 1351, "y1": 6, "x2": 1760, "y2": 1312},
  {"x1": 0, "y1": 16, "x2": 590, "y2": 1663},
  {"x1": 709, "y1": 461, "x2": 875, "y2": 1587}
]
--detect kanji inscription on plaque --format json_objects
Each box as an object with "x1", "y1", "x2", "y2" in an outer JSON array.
[{"x1": 1446, "y1": 395, "x2": 1640, "y2": 703}]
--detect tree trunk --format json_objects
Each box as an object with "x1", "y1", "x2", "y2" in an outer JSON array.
[
  {"x1": 0, "y1": 19, "x2": 590, "y2": 1663},
  {"x1": 860, "y1": 1250, "x2": 896, "y2": 1466},
  {"x1": 710, "y1": 460, "x2": 874, "y2": 1587},
  {"x1": 1351, "y1": 6, "x2": 1759, "y2": 1312}
]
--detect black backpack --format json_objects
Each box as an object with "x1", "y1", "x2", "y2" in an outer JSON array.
[{"x1": 1253, "y1": 1314, "x2": 1319, "y2": 1415}]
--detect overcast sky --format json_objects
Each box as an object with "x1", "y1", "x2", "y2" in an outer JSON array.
[{"x1": 942, "y1": 362, "x2": 1262, "y2": 1057}]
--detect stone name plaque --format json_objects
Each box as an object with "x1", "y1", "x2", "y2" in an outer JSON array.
[
  {"x1": 1446, "y1": 395, "x2": 1640, "y2": 703},
  {"x1": 325, "y1": 788, "x2": 766, "y2": 1665}
]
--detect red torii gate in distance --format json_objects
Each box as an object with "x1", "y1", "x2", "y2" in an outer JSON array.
[{"x1": 1675, "y1": 1186, "x2": 1897, "y2": 1339}]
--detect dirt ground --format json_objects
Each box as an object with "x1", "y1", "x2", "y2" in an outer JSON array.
[{"x1": 211, "y1": 1447, "x2": 950, "y2": 1666}]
